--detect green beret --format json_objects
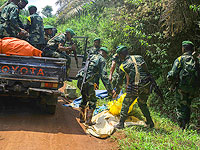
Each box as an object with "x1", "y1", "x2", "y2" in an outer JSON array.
[
  {"x1": 100, "y1": 47, "x2": 109, "y2": 54},
  {"x1": 116, "y1": 45, "x2": 127, "y2": 54},
  {"x1": 44, "y1": 25, "x2": 54, "y2": 29},
  {"x1": 22, "y1": 0, "x2": 28, "y2": 4},
  {"x1": 28, "y1": 5, "x2": 37, "y2": 10},
  {"x1": 182, "y1": 41, "x2": 194, "y2": 46},
  {"x1": 65, "y1": 28, "x2": 75, "y2": 36},
  {"x1": 94, "y1": 38, "x2": 100, "y2": 42}
]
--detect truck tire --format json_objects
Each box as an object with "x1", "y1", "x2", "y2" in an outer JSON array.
[{"x1": 46, "y1": 105, "x2": 56, "y2": 115}]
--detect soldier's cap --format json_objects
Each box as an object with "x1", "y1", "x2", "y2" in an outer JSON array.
[
  {"x1": 44, "y1": 25, "x2": 54, "y2": 29},
  {"x1": 116, "y1": 45, "x2": 127, "y2": 54},
  {"x1": 182, "y1": 41, "x2": 194, "y2": 46},
  {"x1": 22, "y1": 0, "x2": 28, "y2": 4},
  {"x1": 100, "y1": 47, "x2": 109, "y2": 54},
  {"x1": 65, "y1": 28, "x2": 75, "y2": 36},
  {"x1": 28, "y1": 5, "x2": 37, "y2": 10},
  {"x1": 94, "y1": 38, "x2": 100, "y2": 42}
]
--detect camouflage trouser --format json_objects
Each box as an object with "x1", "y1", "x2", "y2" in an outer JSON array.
[
  {"x1": 79, "y1": 82, "x2": 96, "y2": 110},
  {"x1": 175, "y1": 89, "x2": 193, "y2": 124},
  {"x1": 120, "y1": 82, "x2": 153, "y2": 124},
  {"x1": 43, "y1": 48, "x2": 71, "y2": 77}
]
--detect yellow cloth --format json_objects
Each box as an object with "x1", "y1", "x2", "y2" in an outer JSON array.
[{"x1": 108, "y1": 93, "x2": 137, "y2": 115}]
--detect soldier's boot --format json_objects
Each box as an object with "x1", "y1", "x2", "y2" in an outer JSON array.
[
  {"x1": 85, "y1": 109, "x2": 95, "y2": 126},
  {"x1": 79, "y1": 107, "x2": 85, "y2": 123},
  {"x1": 139, "y1": 103, "x2": 154, "y2": 128},
  {"x1": 114, "y1": 117, "x2": 125, "y2": 129},
  {"x1": 179, "y1": 119, "x2": 186, "y2": 130}
]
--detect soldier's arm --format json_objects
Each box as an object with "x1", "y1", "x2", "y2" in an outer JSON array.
[
  {"x1": 167, "y1": 57, "x2": 182, "y2": 81},
  {"x1": 9, "y1": 7, "x2": 21, "y2": 33},
  {"x1": 57, "y1": 43, "x2": 75, "y2": 53},
  {"x1": 109, "y1": 60, "x2": 116, "y2": 81}
]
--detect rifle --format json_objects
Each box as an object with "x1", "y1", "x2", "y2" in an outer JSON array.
[
  {"x1": 80, "y1": 56, "x2": 91, "y2": 91},
  {"x1": 141, "y1": 62, "x2": 164, "y2": 102},
  {"x1": 148, "y1": 74, "x2": 164, "y2": 102}
]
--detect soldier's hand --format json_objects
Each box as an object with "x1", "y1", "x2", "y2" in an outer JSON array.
[
  {"x1": 18, "y1": 29, "x2": 29, "y2": 37},
  {"x1": 112, "y1": 90, "x2": 118, "y2": 99}
]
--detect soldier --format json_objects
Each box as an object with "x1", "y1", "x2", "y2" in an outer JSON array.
[
  {"x1": 0, "y1": 0, "x2": 28, "y2": 38},
  {"x1": 43, "y1": 28, "x2": 76, "y2": 79},
  {"x1": 26, "y1": 5, "x2": 45, "y2": 50},
  {"x1": 167, "y1": 41, "x2": 199, "y2": 130},
  {"x1": 87, "y1": 38, "x2": 101, "y2": 56},
  {"x1": 114, "y1": 46, "x2": 154, "y2": 129},
  {"x1": 44, "y1": 25, "x2": 54, "y2": 45},
  {"x1": 109, "y1": 51, "x2": 123, "y2": 88},
  {"x1": 76, "y1": 47, "x2": 115, "y2": 125}
]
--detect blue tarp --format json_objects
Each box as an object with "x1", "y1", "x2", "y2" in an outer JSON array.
[{"x1": 63, "y1": 90, "x2": 108, "y2": 108}]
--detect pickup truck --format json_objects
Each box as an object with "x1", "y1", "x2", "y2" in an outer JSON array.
[{"x1": 0, "y1": 54, "x2": 66, "y2": 114}]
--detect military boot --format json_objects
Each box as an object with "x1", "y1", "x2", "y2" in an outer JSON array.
[
  {"x1": 85, "y1": 109, "x2": 95, "y2": 126},
  {"x1": 79, "y1": 107, "x2": 85, "y2": 123},
  {"x1": 179, "y1": 119, "x2": 186, "y2": 130},
  {"x1": 146, "y1": 119, "x2": 154, "y2": 128},
  {"x1": 114, "y1": 118, "x2": 125, "y2": 129}
]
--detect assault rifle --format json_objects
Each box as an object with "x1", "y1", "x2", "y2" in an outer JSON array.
[
  {"x1": 80, "y1": 56, "x2": 91, "y2": 91},
  {"x1": 148, "y1": 74, "x2": 164, "y2": 102},
  {"x1": 141, "y1": 62, "x2": 164, "y2": 102}
]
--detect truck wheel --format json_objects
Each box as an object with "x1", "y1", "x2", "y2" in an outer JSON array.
[{"x1": 46, "y1": 105, "x2": 56, "y2": 115}]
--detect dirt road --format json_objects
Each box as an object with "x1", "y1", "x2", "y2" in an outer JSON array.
[{"x1": 0, "y1": 98, "x2": 117, "y2": 150}]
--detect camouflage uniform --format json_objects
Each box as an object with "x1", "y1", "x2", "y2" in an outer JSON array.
[
  {"x1": 26, "y1": 13, "x2": 45, "y2": 49},
  {"x1": 115, "y1": 55, "x2": 154, "y2": 128},
  {"x1": 44, "y1": 33, "x2": 71, "y2": 75},
  {"x1": 77, "y1": 53, "x2": 112, "y2": 110},
  {"x1": 0, "y1": 2, "x2": 21, "y2": 38},
  {"x1": 111, "y1": 53, "x2": 123, "y2": 87},
  {"x1": 167, "y1": 51, "x2": 199, "y2": 128}
]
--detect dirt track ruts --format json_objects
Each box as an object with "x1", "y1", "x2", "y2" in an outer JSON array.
[{"x1": 0, "y1": 98, "x2": 117, "y2": 150}]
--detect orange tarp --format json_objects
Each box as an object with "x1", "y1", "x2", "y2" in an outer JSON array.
[{"x1": 0, "y1": 37, "x2": 42, "y2": 57}]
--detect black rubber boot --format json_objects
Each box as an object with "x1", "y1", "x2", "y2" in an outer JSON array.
[
  {"x1": 85, "y1": 109, "x2": 95, "y2": 126},
  {"x1": 139, "y1": 103, "x2": 154, "y2": 128},
  {"x1": 114, "y1": 118, "x2": 125, "y2": 129},
  {"x1": 79, "y1": 107, "x2": 85, "y2": 123}
]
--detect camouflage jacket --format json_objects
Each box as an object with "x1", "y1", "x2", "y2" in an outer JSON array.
[
  {"x1": 115, "y1": 55, "x2": 149, "y2": 94},
  {"x1": 0, "y1": 2, "x2": 21, "y2": 37},
  {"x1": 77, "y1": 53, "x2": 112, "y2": 93},
  {"x1": 47, "y1": 33, "x2": 67, "y2": 51},
  {"x1": 86, "y1": 46, "x2": 100, "y2": 57},
  {"x1": 167, "y1": 51, "x2": 199, "y2": 91},
  {"x1": 26, "y1": 13, "x2": 45, "y2": 45}
]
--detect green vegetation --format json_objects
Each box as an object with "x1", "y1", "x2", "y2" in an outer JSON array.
[
  {"x1": 0, "y1": 0, "x2": 199, "y2": 149},
  {"x1": 117, "y1": 111, "x2": 200, "y2": 149}
]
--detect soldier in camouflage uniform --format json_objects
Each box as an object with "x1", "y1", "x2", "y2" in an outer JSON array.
[
  {"x1": 114, "y1": 46, "x2": 154, "y2": 129},
  {"x1": 43, "y1": 28, "x2": 76, "y2": 78},
  {"x1": 86, "y1": 38, "x2": 101, "y2": 88},
  {"x1": 87, "y1": 38, "x2": 101, "y2": 56},
  {"x1": 167, "y1": 41, "x2": 199, "y2": 130},
  {"x1": 44, "y1": 25, "x2": 54, "y2": 45},
  {"x1": 0, "y1": 0, "x2": 28, "y2": 38},
  {"x1": 76, "y1": 47, "x2": 114, "y2": 125},
  {"x1": 26, "y1": 5, "x2": 45, "y2": 50}
]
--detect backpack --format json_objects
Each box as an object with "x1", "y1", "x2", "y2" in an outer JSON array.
[{"x1": 179, "y1": 55, "x2": 200, "y2": 88}]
